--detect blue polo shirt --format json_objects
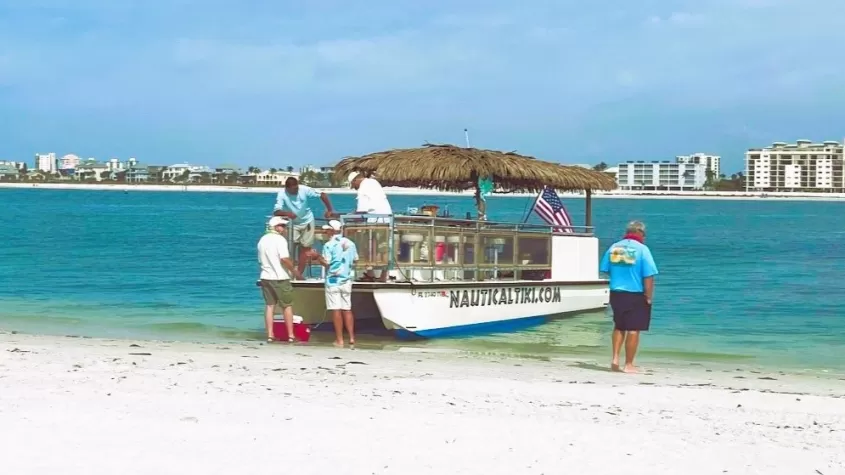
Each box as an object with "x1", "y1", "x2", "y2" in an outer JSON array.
[
  {"x1": 322, "y1": 236, "x2": 358, "y2": 287},
  {"x1": 274, "y1": 185, "x2": 320, "y2": 226},
  {"x1": 599, "y1": 239, "x2": 658, "y2": 293}
]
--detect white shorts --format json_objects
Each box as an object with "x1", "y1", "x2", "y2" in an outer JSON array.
[
  {"x1": 325, "y1": 281, "x2": 352, "y2": 310},
  {"x1": 292, "y1": 221, "x2": 315, "y2": 247}
]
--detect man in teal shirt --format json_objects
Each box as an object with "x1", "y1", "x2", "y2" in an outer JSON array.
[
  {"x1": 599, "y1": 220, "x2": 658, "y2": 374},
  {"x1": 273, "y1": 176, "x2": 336, "y2": 276},
  {"x1": 310, "y1": 220, "x2": 358, "y2": 347}
]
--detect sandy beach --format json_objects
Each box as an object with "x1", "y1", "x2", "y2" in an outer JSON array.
[
  {"x1": 1, "y1": 331, "x2": 842, "y2": 475},
  {"x1": 4, "y1": 181, "x2": 845, "y2": 201}
]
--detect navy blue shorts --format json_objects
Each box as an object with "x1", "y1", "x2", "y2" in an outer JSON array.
[{"x1": 609, "y1": 291, "x2": 651, "y2": 331}]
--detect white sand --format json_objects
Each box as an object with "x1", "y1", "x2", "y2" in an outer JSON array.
[
  {"x1": 1, "y1": 332, "x2": 843, "y2": 475},
  {"x1": 4, "y1": 182, "x2": 845, "y2": 201}
]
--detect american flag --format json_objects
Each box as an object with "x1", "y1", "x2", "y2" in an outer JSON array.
[{"x1": 531, "y1": 187, "x2": 573, "y2": 233}]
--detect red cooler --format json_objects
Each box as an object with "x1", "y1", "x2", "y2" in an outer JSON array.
[{"x1": 272, "y1": 315, "x2": 311, "y2": 342}]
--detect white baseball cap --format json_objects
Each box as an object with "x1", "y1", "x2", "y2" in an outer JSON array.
[
  {"x1": 268, "y1": 216, "x2": 288, "y2": 227},
  {"x1": 347, "y1": 171, "x2": 360, "y2": 186},
  {"x1": 322, "y1": 219, "x2": 342, "y2": 231}
]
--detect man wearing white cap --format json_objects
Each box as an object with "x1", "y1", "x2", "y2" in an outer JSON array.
[
  {"x1": 347, "y1": 171, "x2": 392, "y2": 220},
  {"x1": 309, "y1": 219, "x2": 359, "y2": 347},
  {"x1": 348, "y1": 171, "x2": 392, "y2": 282},
  {"x1": 257, "y1": 216, "x2": 303, "y2": 342}
]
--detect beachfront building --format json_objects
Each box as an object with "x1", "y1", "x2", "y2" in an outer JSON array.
[
  {"x1": 0, "y1": 160, "x2": 26, "y2": 170},
  {"x1": 125, "y1": 162, "x2": 151, "y2": 182},
  {"x1": 75, "y1": 160, "x2": 111, "y2": 181},
  {"x1": 615, "y1": 161, "x2": 706, "y2": 191},
  {"x1": 242, "y1": 170, "x2": 300, "y2": 186},
  {"x1": 300, "y1": 165, "x2": 333, "y2": 174},
  {"x1": 0, "y1": 163, "x2": 19, "y2": 180},
  {"x1": 160, "y1": 163, "x2": 212, "y2": 182},
  {"x1": 745, "y1": 140, "x2": 845, "y2": 192},
  {"x1": 676, "y1": 153, "x2": 720, "y2": 179},
  {"x1": 212, "y1": 167, "x2": 242, "y2": 184},
  {"x1": 59, "y1": 154, "x2": 81, "y2": 170},
  {"x1": 106, "y1": 158, "x2": 125, "y2": 172},
  {"x1": 34, "y1": 153, "x2": 57, "y2": 173}
]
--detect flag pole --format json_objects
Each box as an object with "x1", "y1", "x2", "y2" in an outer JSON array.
[{"x1": 523, "y1": 187, "x2": 543, "y2": 224}]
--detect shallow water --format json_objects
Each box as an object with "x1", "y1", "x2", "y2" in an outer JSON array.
[{"x1": 1, "y1": 188, "x2": 844, "y2": 374}]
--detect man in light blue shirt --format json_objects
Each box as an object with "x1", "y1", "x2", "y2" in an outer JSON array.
[
  {"x1": 273, "y1": 176, "x2": 336, "y2": 275},
  {"x1": 310, "y1": 219, "x2": 358, "y2": 347},
  {"x1": 599, "y1": 220, "x2": 658, "y2": 374}
]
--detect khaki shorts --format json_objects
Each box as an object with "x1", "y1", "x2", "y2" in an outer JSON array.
[
  {"x1": 292, "y1": 221, "x2": 315, "y2": 248},
  {"x1": 260, "y1": 279, "x2": 294, "y2": 308},
  {"x1": 325, "y1": 281, "x2": 352, "y2": 310}
]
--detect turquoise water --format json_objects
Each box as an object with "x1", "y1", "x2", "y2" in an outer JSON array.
[{"x1": 1, "y1": 188, "x2": 844, "y2": 373}]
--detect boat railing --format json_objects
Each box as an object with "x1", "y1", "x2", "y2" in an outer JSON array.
[{"x1": 308, "y1": 213, "x2": 594, "y2": 282}]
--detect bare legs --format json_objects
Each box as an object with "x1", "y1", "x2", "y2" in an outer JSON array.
[
  {"x1": 331, "y1": 309, "x2": 356, "y2": 347},
  {"x1": 343, "y1": 310, "x2": 355, "y2": 346},
  {"x1": 297, "y1": 246, "x2": 311, "y2": 276},
  {"x1": 623, "y1": 331, "x2": 640, "y2": 372},
  {"x1": 611, "y1": 329, "x2": 624, "y2": 371},
  {"x1": 331, "y1": 310, "x2": 343, "y2": 346},
  {"x1": 611, "y1": 329, "x2": 640, "y2": 373},
  {"x1": 282, "y1": 305, "x2": 294, "y2": 341},
  {"x1": 264, "y1": 304, "x2": 275, "y2": 341},
  {"x1": 264, "y1": 305, "x2": 294, "y2": 342}
]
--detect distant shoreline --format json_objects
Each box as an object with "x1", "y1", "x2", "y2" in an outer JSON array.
[{"x1": 3, "y1": 182, "x2": 845, "y2": 201}]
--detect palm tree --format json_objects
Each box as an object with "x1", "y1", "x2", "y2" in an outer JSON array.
[{"x1": 593, "y1": 162, "x2": 609, "y2": 172}]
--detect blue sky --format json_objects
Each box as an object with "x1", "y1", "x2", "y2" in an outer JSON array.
[{"x1": 1, "y1": 0, "x2": 843, "y2": 173}]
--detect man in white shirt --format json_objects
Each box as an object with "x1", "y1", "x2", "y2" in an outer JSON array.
[
  {"x1": 257, "y1": 216, "x2": 303, "y2": 342},
  {"x1": 348, "y1": 171, "x2": 392, "y2": 282},
  {"x1": 348, "y1": 171, "x2": 392, "y2": 220}
]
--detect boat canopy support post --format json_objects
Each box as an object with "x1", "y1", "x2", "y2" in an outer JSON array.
[
  {"x1": 585, "y1": 189, "x2": 593, "y2": 232},
  {"x1": 474, "y1": 187, "x2": 487, "y2": 221}
]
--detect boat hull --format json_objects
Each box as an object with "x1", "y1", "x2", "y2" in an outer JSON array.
[{"x1": 289, "y1": 280, "x2": 608, "y2": 339}]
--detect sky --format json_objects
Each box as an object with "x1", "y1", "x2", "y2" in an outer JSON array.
[{"x1": 1, "y1": 0, "x2": 844, "y2": 173}]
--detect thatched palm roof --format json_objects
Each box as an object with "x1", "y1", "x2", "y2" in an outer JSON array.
[{"x1": 333, "y1": 144, "x2": 616, "y2": 192}]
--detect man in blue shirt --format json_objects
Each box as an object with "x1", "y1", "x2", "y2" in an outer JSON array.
[
  {"x1": 273, "y1": 177, "x2": 336, "y2": 276},
  {"x1": 599, "y1": 220, "x2": 658, "y2": 373},
  {"x1": 310, "y1": 220, "x2": 358, "y2": 347}
]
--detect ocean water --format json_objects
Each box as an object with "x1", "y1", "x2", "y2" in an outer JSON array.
[{"x1": 1, "y1": 188, "x2": 844, "y2": 374}]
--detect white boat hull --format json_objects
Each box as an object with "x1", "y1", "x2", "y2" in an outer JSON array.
[{"x1": 289, "y1": 280, "x2": 608, "y2": 339}]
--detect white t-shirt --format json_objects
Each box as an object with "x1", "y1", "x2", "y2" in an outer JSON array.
[
  {"x1": 356, "y1": 178, "x2": 392, "y2": 217},
  {"x1": 257, "y1": 232, "x2": 292, "y2": 280}
]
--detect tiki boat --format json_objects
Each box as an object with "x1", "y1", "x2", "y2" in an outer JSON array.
[{"x1": 286, "y1": 144, "x2": 617, "y2": 340}]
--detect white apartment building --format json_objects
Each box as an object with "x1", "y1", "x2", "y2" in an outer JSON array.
[
  {"x1": 59, "y1": 154, "x2": 81, "y2": 170},
  {"x1": 616, "y1": 161, "x2": 707, "y2": 191},
  {"x1": 676, "y1": 153, "x2": 720, "y2": 179},
  {"x1": 745, "y1": 139, "x2": 844, "y2": 192},
  {"x1": 34, "y1": 153, "x2": 57, "y2": 173},
  {"x1": 160, "y1": 163, "x2": 212, "y2": 182}
]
